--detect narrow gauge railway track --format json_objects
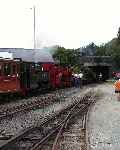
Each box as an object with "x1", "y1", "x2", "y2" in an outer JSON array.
[
  {"x1": 0, "y1": 95, "x2": 57, "y2": 120},
  {"x1": 0, "y1": 87, "x2": 79, "y2": 120},
  {"x1": 0, "y1": 93, "x2": 95, "y2": 150},
  {"x1": 50, "y1": 112, "x2": 88, "y2": 150},
  {"x1": 38, "y1": 96, "x2": 95, "y2": 150}
]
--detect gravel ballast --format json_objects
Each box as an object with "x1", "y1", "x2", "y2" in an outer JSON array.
[{"x1": 0, "y1": 86, "x2": 93, "y2": 144}]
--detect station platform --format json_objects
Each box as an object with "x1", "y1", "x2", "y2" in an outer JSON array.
[{"x1": 87, "y1": 82, "x2": 120, "y2": 149}]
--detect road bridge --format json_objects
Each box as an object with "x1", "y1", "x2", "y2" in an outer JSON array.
[{"x1": 79, "y1": 56, "x2": 112, "y2": 80}]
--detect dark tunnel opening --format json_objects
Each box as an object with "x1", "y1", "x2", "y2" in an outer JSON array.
[{"x1": 90, "y1": 66, "x2": 110, "y2": 81}]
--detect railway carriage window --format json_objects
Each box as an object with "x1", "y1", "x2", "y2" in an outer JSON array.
[
  {"x1": 31, "y1": 63, "x2": 35, "y2": 70},
  {"x1": 35, "y1": 63, "x2": 40, "y2": 69},
  {"x1": 4, "y1": 64, "x2": 11, "y2": 76},
  {"x1": 30, "y1": 64, "x2": 35, "y2": 73},
  {"x1": 35, "y1": 63, "x2": 41, "y2": 73}
]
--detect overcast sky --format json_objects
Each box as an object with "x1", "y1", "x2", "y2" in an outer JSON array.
[{"x1": 0, "y1": 0, "x2": 119, "y2": 49}]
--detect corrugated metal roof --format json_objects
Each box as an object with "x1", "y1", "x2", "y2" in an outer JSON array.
[{"x1": 0, "y1": 48, "x2": 54, "y2": 63}]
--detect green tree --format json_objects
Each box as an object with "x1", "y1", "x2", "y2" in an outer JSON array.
[
  {"x1": 53, "y1": 46, "x2": 78, "y2": 66},
  {"x1": 96, "y1": 44, "x2": 107, "y2": 56},
  {"x1": 117, "y1": 27, "x2": 120, "y2": 43}
]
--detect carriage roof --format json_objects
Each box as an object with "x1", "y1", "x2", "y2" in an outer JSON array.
[{"x1": 0, "y1": 48, "x2": 54, "y2": 63}]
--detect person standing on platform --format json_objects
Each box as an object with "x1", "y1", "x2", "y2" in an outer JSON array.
[
  {"x1": 114, "y1": 79, "x2": 120, "y2": 93},
  {"x1": 114, "y1": 79, "x2": 120, "y2": 100},
  {"x1": 98, "y1": 72, "x2": 102, "y2": 82},
  {"x1": 79, "y1": 71, "x2": 83, "y2": 88}
]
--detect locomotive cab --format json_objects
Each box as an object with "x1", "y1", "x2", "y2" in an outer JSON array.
[
  {"x1": 38, "y1": 63, "x2": 54, "y2": 89},
  {"x1": 19, "y1": 62, "x2": 43, "y2": 95}
]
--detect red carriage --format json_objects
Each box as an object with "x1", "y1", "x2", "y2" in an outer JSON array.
[{"x1": 0, "y1": 49, "x2": 73, "y2": 95}]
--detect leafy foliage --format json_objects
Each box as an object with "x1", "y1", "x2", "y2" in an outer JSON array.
[
  {"x1": 52, "y1": 27, "x2": 120, "y2": 72},
  {"x1": 53, "y1": 46, "x2": 79, "y2": 65},
  {"x1": 81, "y1": 42, "x2": 98, "y2": 56},
  {"x1": 95, "y1": 28, "x2": 120, "y2": 70}
]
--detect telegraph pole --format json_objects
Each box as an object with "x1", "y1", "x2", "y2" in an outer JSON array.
[
  {"x1": 30, "y1": 6, "x2": 36, "y2": 49},
  {"x1": 33, "y1": 5, "x2": 36, "y2": 50}
]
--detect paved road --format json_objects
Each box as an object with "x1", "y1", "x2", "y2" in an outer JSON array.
[{"x1": 88, "y1": 82, "x2": 120, "y2": 150}]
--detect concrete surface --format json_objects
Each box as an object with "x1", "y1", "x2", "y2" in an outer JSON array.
[{"x1": 88, "y1": 82, "x2": 120, "y2": 150}]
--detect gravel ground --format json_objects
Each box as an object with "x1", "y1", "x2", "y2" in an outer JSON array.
[
  {"x1": 0, "y1": 87, "x2": 78, "y2": 111},
  {"x1": 0, "y1": 86, "x2": 93, "y2": 144},
  {"x1": 87, "y1": 82, "x2": 120, "y2": 150}
]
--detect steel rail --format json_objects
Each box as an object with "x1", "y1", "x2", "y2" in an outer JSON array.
[
  {"x1": 0, "y1": 94, "x2": 93, "y2": 150},
  {"x1": 0, "y1": 94, "x2": 61, "y2": 120},
  {"x1": 29, "y1": 105, "x2": 86, "y2": 150},
  {"x1": 0, "y1": 95, "x2": 87, "y2": 149},
  {"x1": 29, "y1": 96, "x2": 89, "y2": 150},
  {"x1": 0, "y1": 103, "x2": 73, "y2": 149},
  {"x1": 51, "y1": 102, "x2": 92, "y2": 150},
  {"x1": 30, "y1": 95, "x2": 94, "y2": 150},
  {"x1": 0, "y1": 88, "x2": 79, "y2": 120}
]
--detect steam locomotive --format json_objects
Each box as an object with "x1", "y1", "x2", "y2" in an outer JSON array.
[{"x1": 0, "y1": 48, "x2": 72, "y2": 95}]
